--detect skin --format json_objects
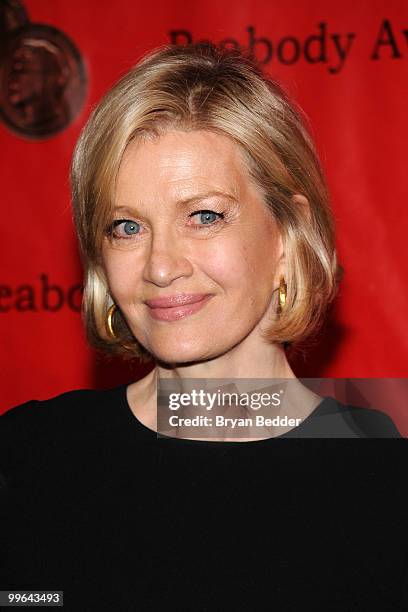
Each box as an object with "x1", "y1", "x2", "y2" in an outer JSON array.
[{"x1": 101, "y1": 129, "x2": 321, "y2": 440}]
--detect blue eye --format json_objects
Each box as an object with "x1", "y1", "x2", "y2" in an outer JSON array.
[
  {"x1": 108, "y1": 219, "x2": 140, "y2": 239},
  {"x1": 122, "y1": 221, "x2": 140, "y2": 235},
  {"x1": 190, "y1": 210, "x2": 224, "y2": 226},
  {"x1": 198, "y1": 211, "x2": 217, "y2": 224}
]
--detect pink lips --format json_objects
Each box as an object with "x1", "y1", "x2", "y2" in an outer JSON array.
[{"x1": 144, "y1": 294, "x2": 213, "y2": 321}]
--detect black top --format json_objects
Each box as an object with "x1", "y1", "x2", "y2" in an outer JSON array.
[{"x1": 0, "y1": 385, "x2": 407, "y2": 611}]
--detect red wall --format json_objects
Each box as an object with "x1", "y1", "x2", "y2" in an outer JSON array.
[{"x1": 1, "y1": 0, "x2": 407, "y2": 431}]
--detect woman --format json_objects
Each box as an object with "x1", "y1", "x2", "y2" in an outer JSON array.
[{"x1": 1, "y1": 43, "x2": 405, "y2": 610}]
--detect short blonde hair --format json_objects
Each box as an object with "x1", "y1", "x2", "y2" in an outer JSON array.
[{"x1": 70, "y1": 42, "x2": 342, "y2": 363}]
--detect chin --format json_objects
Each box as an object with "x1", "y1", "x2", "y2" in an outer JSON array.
[{"x1": 149, "y1": 340, "x2": 219, "y2": 366}]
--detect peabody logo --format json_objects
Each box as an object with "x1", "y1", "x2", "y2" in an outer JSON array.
[
  {"x1": 0, "y1": 0, "x2": 87, "y2": 140},
  {"x1": 169, "y1": 20, "x2": 408, "y2": 74}
]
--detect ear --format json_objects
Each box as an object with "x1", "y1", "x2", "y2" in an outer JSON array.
[{"x1": 292, "y1": 193, "x2": 312, "y2": 224}]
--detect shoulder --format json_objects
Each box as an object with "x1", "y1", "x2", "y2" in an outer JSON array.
[
  {"x1": 0, "y1": 385, "x2": 127, "y2": 448},
  {"x1": 308, "y1": 397, "x2": 403, "y2": 438},
  {"x1": 2, "y1": 388, "x2": 97, "y2": 417},
  {"x1": 345, "y1": 405, "x2": 402, "y2": 438},
  {"x1": 0, "y1": 385, "x2": 129, "y2": 490},
  {"x1": 2, "y1": 388, "x2": 102, "y2": 431}
]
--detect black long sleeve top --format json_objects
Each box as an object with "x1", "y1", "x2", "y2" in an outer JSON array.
[{"x1": 0, "y1": 384, "x2": 406, "y2": 611}]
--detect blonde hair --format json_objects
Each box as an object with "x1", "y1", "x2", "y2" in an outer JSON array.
[{"x1": 70, "y1": 42, "x2": 342, "y2": 363}]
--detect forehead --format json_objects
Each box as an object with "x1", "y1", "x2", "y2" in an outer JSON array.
[{"x1": 115, "y1": 129, "x2": 255, "y2": 204}]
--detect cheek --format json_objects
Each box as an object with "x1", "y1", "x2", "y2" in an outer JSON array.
[
  {"x1": 203, "y1": 238, "x2": 236, "y2": 270},
  {"x1": 101, "y1": 251, "x2": 140, "y2": 301},
  {"x1": 202, "y1": 237, "x2": 267, "y2": 292},
  {"x1": 245, "y1": 222, "x2": 281, "y2": 287}
]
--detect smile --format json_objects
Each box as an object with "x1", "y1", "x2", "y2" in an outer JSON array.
[{"x1": 146, "y1": 295, "x2": 213, "y2": 322}]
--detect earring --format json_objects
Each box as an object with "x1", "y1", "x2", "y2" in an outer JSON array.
[
  {"x1": 106, "y1": 303, "x2": 134, "y2": 350},
  {"x1": 106, "y1": 303, "x2": 119, "y2": 340},
  {"x1": 278, "y1": 275, "x2": 287, "y2": 310}
]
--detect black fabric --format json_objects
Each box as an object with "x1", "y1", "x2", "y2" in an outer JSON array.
[{"x1": 0, "y1": 384, "x2": 407, "y2": 611}]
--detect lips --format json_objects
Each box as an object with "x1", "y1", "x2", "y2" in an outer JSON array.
[
  {"x1": 144, "y1": 294, "x2": 210, "y2": 308},
  {"x1": 145, "y1": 294, "x2": 213, "y2": 322}
]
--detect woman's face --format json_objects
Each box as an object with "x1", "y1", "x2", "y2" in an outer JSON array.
[{"x1": 101, "y1": 129, "x2": 284, "y2": 364}]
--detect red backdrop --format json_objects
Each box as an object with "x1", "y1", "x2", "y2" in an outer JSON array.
[{"x1": 1, "y1": 0, "x2": 407, "y2": 431}]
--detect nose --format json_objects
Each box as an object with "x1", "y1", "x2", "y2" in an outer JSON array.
[{"x1": 142, "y1": 229, "x2": 194, "y2": 288}]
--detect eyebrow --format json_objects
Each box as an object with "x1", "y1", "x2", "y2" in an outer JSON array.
[{"x1": 113, "y1": 190, "x2": 238, "y2": 216}]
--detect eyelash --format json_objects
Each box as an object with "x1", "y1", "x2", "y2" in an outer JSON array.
[{"x1": 106, "y1": 210, "x2": 225, "y2": 240}]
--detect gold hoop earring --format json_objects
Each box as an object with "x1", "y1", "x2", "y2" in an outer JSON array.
[
  {"x1": 106, "y1": 303, "x2": 134, "y2": 350},
  {"x1": 106, "y1": 303, "x2": 118, "y2": 340},
  {"x1": 278, "y1": 275, "x2": 287, "y2": 311}
]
